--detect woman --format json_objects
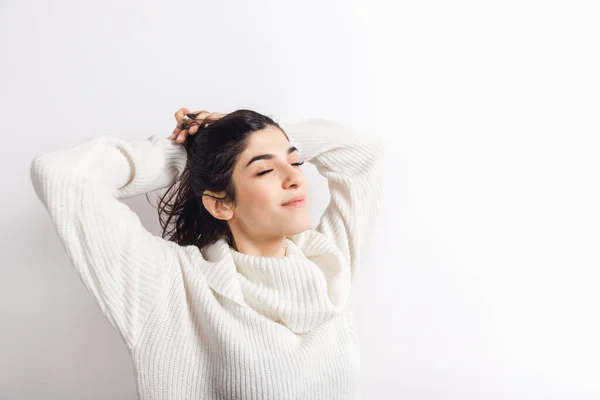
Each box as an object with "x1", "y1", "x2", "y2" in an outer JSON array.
[{"x1": 30, "y1": 108, "x2": 385, "y2": 399}]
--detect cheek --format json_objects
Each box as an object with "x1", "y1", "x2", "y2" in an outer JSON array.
[{"x1": 241, "y1": 181, "x2": 279, "y2": 213}]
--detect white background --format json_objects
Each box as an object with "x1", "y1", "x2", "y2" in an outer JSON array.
[{"x1": 1, "y1": 0, "x2": 599, "y2": 399}]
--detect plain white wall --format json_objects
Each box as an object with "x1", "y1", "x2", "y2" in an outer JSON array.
[{"x1": 1, "y1": 0, "x2": 599, "y2": 399}]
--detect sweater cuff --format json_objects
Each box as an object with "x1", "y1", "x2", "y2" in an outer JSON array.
[
  {"x1": 129, "y1": 135, "x2": 188, "y2": 196},
  {"x1": 161, "y1": 135, "x2": 188, "y2": 178}
]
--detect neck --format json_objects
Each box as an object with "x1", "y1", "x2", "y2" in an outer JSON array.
[{"x1": 230, "y1": 232, "x2": 287, "y2": 258}]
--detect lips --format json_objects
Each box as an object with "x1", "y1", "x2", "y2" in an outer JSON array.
[{"x1": 282, "y1": 194, "x2": 306, "y2": 206}]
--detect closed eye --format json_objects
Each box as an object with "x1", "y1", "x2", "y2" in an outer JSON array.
[{"x1": 256, "y1": 161, "x2": 305, "y2": 176}]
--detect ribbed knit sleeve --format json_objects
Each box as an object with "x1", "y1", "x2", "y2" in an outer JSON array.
[
  {"x1": 29, "y1": 134, "x2": 188, "y2": 351},
  {"x1": 276, "y1": 117, "x2": 385, "y2": 285}
]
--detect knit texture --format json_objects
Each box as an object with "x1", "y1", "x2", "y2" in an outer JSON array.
[{"x1": 30, "y1": 116, "x2": 385, "y2": 400}]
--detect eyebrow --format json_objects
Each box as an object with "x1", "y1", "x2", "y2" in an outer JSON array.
[{"x1": 245, "y1": 146, "x2": 299, "y2": 168}]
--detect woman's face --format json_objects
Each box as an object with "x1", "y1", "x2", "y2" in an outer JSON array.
[{"x1": 227, "y1": 125, "x2": 311, "y2": 238}]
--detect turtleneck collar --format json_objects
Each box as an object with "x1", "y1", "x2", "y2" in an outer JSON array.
[
  {"x1": 198, "y1": 233, "x2": 352, "y2": 333},
  {"x1": 229, "y1": 237, "x2": 301, "y2": 263}
]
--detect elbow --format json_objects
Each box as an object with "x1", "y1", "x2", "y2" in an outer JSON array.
[
  {"x1": 30, "y1": 153, "x2": 63, "y2": 204},
  {"x1": 30, "y1": 155, "x2": 48, "y2": 203}
]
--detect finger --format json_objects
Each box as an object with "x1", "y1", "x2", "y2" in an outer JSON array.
[
  {"x1": 208, "y1": 112, "x2": 225, "y2": 121},
  {"x1": 172, "y1": 124, "x2": 190, "y2": 140},
  {"x1": 200, "y1": 111, "x2": 222, "y2": 124},
  {"x1": 178, "y1": 122, "x2": 193, "y2": 141},
  {"x1": 174, "y1": 127, "x2": 186, "y2": 142},
  {"x1": 174, "y1": 109, "x2": 212, "y2": 139},
  {"x1": 193, "y1": 111, "x2": 212, "y2": 121},
  {"x1": 172, "y1": 125, "x2": 184, "y2": 138},
  {"x1": 177, "y1": 129, "x2": 189, "y2": 142},
  {"x1": 204, "y1": 112, "x2": 224, "y2": 125},
  {"x1": 187, "y1": 111, "x2": 212, "y2": 135},
  {"x1": 174, "y1": 108, "x2": 191, "y2": 122},
  {"x1": 172, "y1": 108, "x2": 191, "y2": 138},
  {"x1": 188, "y1": 110, "x2": 209, "y2": 118},
  {"x1": 187, "y1": 111, "x2": 212, "y2": 120}
]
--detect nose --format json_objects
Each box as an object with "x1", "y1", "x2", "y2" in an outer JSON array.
[{"x1": 282, "y1": 163, "x2": 305, "y2": 189}]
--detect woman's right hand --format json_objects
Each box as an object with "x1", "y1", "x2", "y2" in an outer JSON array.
[{"x1": 171, "y1": 108, "x2": 226, "y2": 143}]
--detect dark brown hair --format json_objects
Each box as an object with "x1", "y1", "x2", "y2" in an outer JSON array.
[{"x1": 150, "y1": 109, "x2": 289, "y2": 252}]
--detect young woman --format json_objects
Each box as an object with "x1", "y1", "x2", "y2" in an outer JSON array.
[{"x1": 30, "y1": 108, "x2": 385, "y2": 399}]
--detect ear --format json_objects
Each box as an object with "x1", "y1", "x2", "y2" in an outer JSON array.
[{"x1": 201, "y1": 190, "x2": 234, "y2": 221}]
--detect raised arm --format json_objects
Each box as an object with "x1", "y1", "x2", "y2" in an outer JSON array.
[
  {"x1": 276, "y1": 117, "x2": 385, "y2": 285},
  {"x1": 29, "y1": 134, "x2": 188, "y2": 350}
]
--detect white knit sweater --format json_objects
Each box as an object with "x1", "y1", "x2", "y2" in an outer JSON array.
[{"x1": 29, "y1": 116, "x2": 385, "y2": 400}]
